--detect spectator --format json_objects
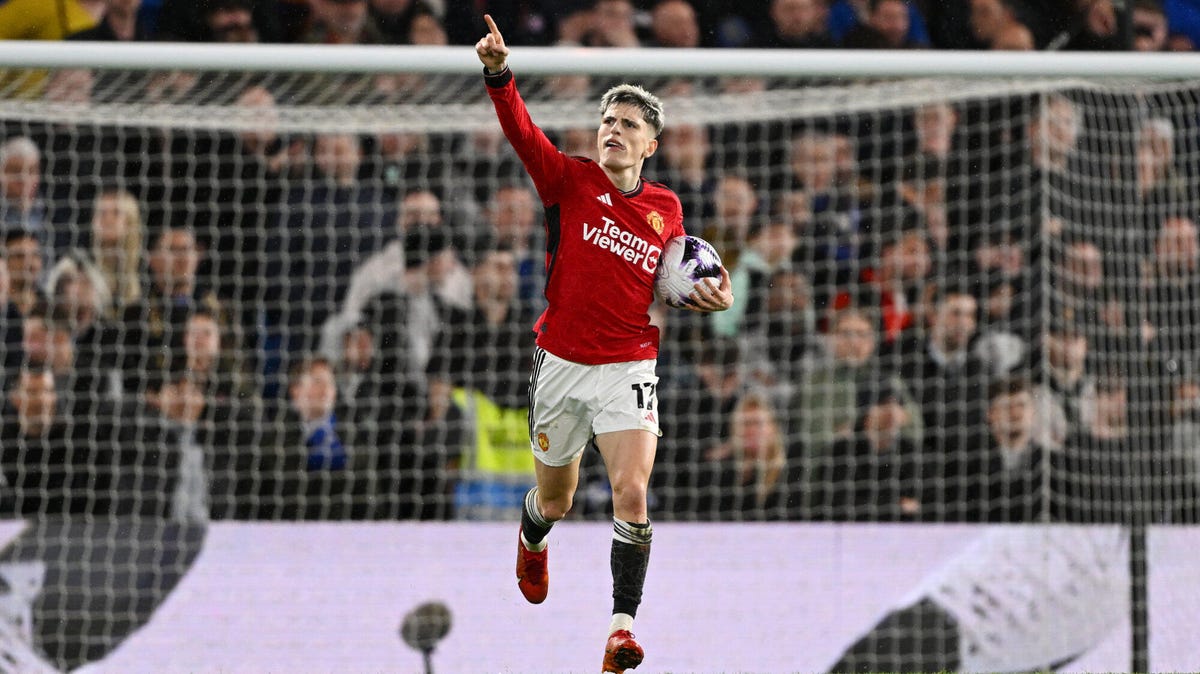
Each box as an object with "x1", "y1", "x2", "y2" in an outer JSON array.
[
  {"x1": 279, "y1": 132, "x2": 388, "y2": 353},
  {"x1": 1033, "y1": 307, "x2": 1096, "y2": 451},
  {"x1": 1131, "y1": 117, "x2": 1189, "y2": 233},
  {"x1": 1141, "y1": 216, "x2": 1200, "y2": 363},
  {"x1": 654, "y1": 121, "x2": 712, "y2": 224},
  {"x1": 302, "y1": 0, "x2": 387, "y2": 44},
  {"x1": 0, "y1": 366, "x2": 108, "y2": 518},
  {"x1": 4, "y1": 231, "x2": 46, "y2": 317},
  {"x1": 154, "y1": 0, "x2": 280, "y2": 42},
  {"x1": 368, "y1": 0, "x2": 416, "y2": 43},
  {"x1": 323, "y1": 193, "x2": 465, "y2": 403},
  {"x1": 480, "y1": 182, "x2": 545, "y2": 309},
  {"x1": 655, "y1": 337, "x2": 749, "y2": 516},
  {"x1": 856, "y1": 221, "x2": 934, "y2": 346},
  {"x1": 18, "y1": 306, "x2": 74, "y2": 383},
  {"x1": 448, "y1": 127, "x2": 525, "y2": 204},
  {"x1": 685, "y1": 390, "x2": 792, "y2": 521},
  {"x1": 702, "y1": 172, "x2": 761, "y2": 267},
  {"x1": 894, "y1": 282, "x2": 988, "y2": 482},
  {"x1": 786, "y1": 131, "x2": 863, "y2": 293},
  {"x1": 1, "y1": 364, "x2": 175, "y2": 518},
  {"x1": 204, "y1": 0, "x2": 262, "y2": 43},
  {"x1": 649, "y1": 0, "x2": 701, "y2": 48},
  {"x1": 1166, "y1": 360, "x2": 1200, "y2": 522},
  {"x1": 1056, "y1": 374, "x2": 1168, "y2": 523},
  {"x1": 739, "y1": 219, "x2": 802, "y2": 341},
  {"x1": 327, "y1": 314, "x2": 404, "y2": 449},
  {"x1": 148, "y1": 309, "x2": 263, "y2": 521},
  {"x1": 252, "y1": 354, "x2": 374, "y2": 519},
  {"x1": 807, "y1": 381, "x2": 923, "y2": 521},
  {"x1": 68, "y1": 0, "x2": 151, "y2": 41},
  {"x1": 331, "y1": 187, "x2": 470, "y2": 335},
  {"x1": 0, "y1": 255, "x2": 20, "y2": 379},
  {"x1": 791, "y1": 305, "x2": 922, "y2": 512},
  {"x1": 366, "y1": 128, "x2": 451, "y2": 199},
  {"x1": 991, "y1": 19, "x2": 1034, "y2": 49},
  {"x1": 45, "y1": 252, "x2": 112, "y2": 404},
  {"x1": 941, "y1": 374, "x2": 1048, "y2": 522},
  {"x1": 701, "y1": 173, "x2": 761, "y2": 337},
  {"x1": 1029, "y1": 92, "x2": 1083, "y2": 172},
  {"x1": 1028, "y1": 0, "x2": 1124, "y2": 51},
  {"x1": 177, "y1": 307, "x2": 253, "y2": 403},
  {"x1": 840, "y1": 0, "x2": 922, "y2": 48},
  {"x1": 285, "y1": 355, "x2": 349, "y2": 471},
  {"x1": 444, "y1": 1, "x2": 556, "y2": 46},
  {"x1": 0, "y1": 137, "x2": 49, "y2": 259},
  {"x1": 752, "y1": 0, "x2": 835, "y2": 48},
  {"x1": 408, "y1": 4, "x2": 448, "y2": 45},
  {"x1": 429, "y1": 244, "x2": 538, "y2": 520},
  {"x1": 755, "y1": 265, "x2": 819, "y2": 393},
  {"x1": 114, "y1": 225, "x2": 226, "y2": 396},
  {"x1": 831, "y1": 0, "x2": 929, "y2": 47},
  {"x1": 0, "y1": 0, "x2": 102, "y2": 41},
  {"x1": 88, "y1": 187, "x2": 144, "y2": 318},
  {"x1": 583, "y1": 0, "x2": 641, "y2": 47},
  {"x1": 967, "y1": 0, "x2": 1029, "y2": 50}
]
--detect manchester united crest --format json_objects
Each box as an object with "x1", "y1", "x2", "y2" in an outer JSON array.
[
  {"x1": 537, "y1": 432, "x2": 550, "y2": 452},
  {"x1": 647, "y1": 211, "x2": 664, "y2": 234}
]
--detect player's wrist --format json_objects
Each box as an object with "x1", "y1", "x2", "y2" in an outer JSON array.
[{"x1": 483, "y1": 64, "x2": 512, "y2": 87}]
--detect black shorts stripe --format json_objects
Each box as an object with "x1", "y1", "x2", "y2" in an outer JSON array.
[{"x1": 527, "y1": 346, "x2": 547, "y2": 440}]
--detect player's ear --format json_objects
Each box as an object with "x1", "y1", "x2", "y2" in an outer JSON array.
[{"x1": 644, "y1": 138, "x2": 658, "y2": 159}]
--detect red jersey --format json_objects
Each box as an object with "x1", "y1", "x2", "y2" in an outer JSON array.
[{"x1": 486, "y1": 69, "x2": 685, "y2": 365}]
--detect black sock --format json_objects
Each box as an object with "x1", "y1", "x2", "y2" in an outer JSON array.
[
  {"x1": 520, "y1": 487, "x2": 553, "y2": 546},
  {"x1": 611, "y1": 519, "x2": 652, "y2": 618}
]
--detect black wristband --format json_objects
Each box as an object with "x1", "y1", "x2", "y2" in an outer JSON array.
[{"x1": 483, "y1": 65, "x2": 513, "y2": 87}]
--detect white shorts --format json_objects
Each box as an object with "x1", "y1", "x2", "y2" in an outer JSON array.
[{"x1": 527, "y1": 347, "x2": 661, "y2": 467}]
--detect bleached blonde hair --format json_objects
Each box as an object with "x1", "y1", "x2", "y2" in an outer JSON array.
[{"x1": 599, "y1": 83, "x2": 665, "y2": 137}]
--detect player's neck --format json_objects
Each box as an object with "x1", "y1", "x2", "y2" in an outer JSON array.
[{"x1": 603, "y1": 166, "x2": 641, "y2": 193}]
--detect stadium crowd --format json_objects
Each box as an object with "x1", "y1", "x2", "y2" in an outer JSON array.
[{"x1": 0, "y1": 0, "x2": 1197, "y2": 526}]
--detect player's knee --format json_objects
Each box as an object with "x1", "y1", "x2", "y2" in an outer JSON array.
[
  {"x1": 539, "y1": 494, "x2": 573, "y2": 521},
  {"x1": 610, "y1": 481, "x2": 648, "y2": 514}
]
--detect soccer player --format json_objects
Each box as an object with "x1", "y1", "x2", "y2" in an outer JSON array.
[{"x1": 476, "y1": 15, "x2": 734, "y2": 673}]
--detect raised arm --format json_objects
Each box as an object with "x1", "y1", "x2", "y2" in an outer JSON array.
[{"x1": 476, "y1": 14, "x2": 509, "y2": 74}]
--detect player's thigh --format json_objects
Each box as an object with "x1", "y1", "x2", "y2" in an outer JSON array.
[
  {"x1": 595, "y1": 428, "x2": 658, "y2": 491},
  {"x1": 528, "y1": 347, "x2": 593, "y2": 468},
  {"x1": 533, "y1": 454, "x2": 583, "y2": 506}
]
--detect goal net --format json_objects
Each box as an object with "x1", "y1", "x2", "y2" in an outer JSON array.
[{"x1": 0, "y1": 49, "x2": 1196, "y2": 670}]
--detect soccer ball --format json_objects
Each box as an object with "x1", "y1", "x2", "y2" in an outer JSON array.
[{"x1": 654, "y1": 235, "x2": 723, "y2": 309}]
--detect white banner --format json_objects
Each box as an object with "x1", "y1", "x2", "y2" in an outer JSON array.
[{"x1": 35, "y1": 522, "x2": 1148, "y2": 674}]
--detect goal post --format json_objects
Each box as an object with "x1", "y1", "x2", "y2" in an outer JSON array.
[{"x1": 0, "y1": 43, "x2": 1195, "y2": 671}]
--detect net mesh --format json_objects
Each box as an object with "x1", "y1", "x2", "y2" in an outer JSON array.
[
  {"x1": 0, "y1": 62, "x2": 1196, "y2": 669},
  {"x1": 0, "y1": 67, "x2": 1197, "y2": 525}
]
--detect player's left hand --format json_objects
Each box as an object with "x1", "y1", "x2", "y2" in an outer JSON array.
[{"x1": 684, "y1": 266, "x2": 734, "y2": 312}]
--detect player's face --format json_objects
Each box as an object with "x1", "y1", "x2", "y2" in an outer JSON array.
[{"x1": 597, "y1": 103, "x2": 658, "y2": 175}]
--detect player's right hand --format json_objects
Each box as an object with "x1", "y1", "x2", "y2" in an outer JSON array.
[{"x1": 476, "y1": 14, "x2": 509, "y2": 74}]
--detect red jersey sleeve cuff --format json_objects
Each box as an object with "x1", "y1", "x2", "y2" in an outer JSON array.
[{"x1": 484, "y1": 65, "x2": 513, "y2": 87}]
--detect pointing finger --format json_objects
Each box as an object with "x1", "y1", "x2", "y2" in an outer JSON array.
[{"x1": 484, "y1": 14, "x2": 504, "y2": 45}]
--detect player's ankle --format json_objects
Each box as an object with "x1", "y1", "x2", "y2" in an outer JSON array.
[
  {"x1": 608, "y1": 612, "x2": 634, "y2": 635},
  {"x1": 520, "y1": 531, "x2": 547, "y2": 552}
]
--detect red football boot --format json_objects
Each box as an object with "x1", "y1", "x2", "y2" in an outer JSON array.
[
  {"x1": 601, "y1": 629, "x2": 644, "y2": 673},
  {"x1": 515, "y1": 529, "x2": 548, "y2": 604}
]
